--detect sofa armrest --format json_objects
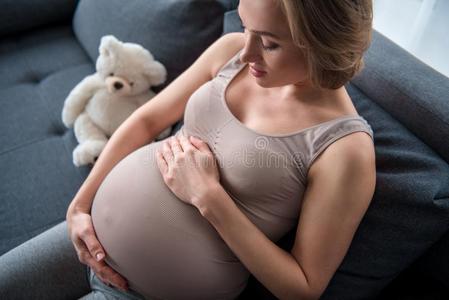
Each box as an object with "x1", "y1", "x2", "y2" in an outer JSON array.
[
  {"x1": 0, "y1": 0, "x2": 79, "y2": 37},
  {"x1": 351, "y1": 30, "x2": 449, "y2": 162}
]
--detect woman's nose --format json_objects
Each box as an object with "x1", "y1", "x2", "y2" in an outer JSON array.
[{"x1": 240, "y1": 34, "x2": 262, "y2": 63}]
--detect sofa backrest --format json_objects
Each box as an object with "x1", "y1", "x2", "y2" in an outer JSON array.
[
  {"x1": 0, "y1": 0, "x2": 79, "y2": 38},
  {"x1": 72, "y1": 0, "x2": 235, "y2": 94},
  {"x1": 352, "y1": 32, "x2": 449, "y2": 164}
]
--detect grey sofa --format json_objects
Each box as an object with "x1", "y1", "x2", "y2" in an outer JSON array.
[{"x1": 1, "y1": 0, "x2": 448, "y2": 299}]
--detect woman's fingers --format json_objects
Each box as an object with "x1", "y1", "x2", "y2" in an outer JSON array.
[
  {"x1": 78, "y1": 222, "x2": 129, "y2": 291},
  {"x1": 82, "y1": 226, "x2": 105, "y2": 262},
  {"x1": 178, "y1": 134, "x2": 196, "y2": 154},
  {"x1": 75, "y1": 239, "x2": 127, "y2": 289},
  {"x1": 73, "y1": 236, "x2": 128, "y2": 291},
  {"x1": 68, "y1": 212, "x2": 105, "y2": 262},
  {"x1": 189, "y1": 136, "x2": 211, "y2": 153},
  {"x1": 72, "y1": 236, "x2": 91, "y2": 264},
  {"x1": 155, "y1": 149, "x2": 168, "y2": 173},
  {"x1": 80, "y1": 239, "x2": 128, "y2": 291},
  {"x1": 162, "y1": 140, "x2": 174, "y2": 163},
  {"x1": 169, "y1": 136, "x2": 183, "y2": 155},
  {"x1": 67, "y1": 210, "x2": 129, "y2": 291},
  {"x1": 90, "y1": 259, "x2": 129, "y2": 291}
]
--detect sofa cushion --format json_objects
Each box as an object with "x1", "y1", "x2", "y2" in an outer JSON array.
[
  {"x1": 221, "y1": 9, "x2": 449, "y2": 300},
  {"x1": 414, "y1": 228, "x2": 449, "y2": 290},
  {"x1": 0, "y1": 25, "x2": 92, "y2": 154},
  {"x1": 0, "y1": 25, "x2": 94, "y2": 255},
  {"x1": 73, "y1": 0, "x2": 229, "y2": 93},
  {"x1": 0, "y1": 0, "x2": 79, "y2": 38}
]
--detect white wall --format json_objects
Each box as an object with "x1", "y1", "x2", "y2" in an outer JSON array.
[{"x1": 373, "y1": 0, "x2": 449, "y2": 78}]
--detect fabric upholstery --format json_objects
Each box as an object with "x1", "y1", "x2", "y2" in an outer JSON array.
[
  {"x1": 0, "y1": 0, "x2": 79, "y2": 38},
  {"x1": 0, "y1": 25, "x2": 93, "y2": 255},
  {"x1": 351, "y1": 32, "x2": 449, "y2": 163},
  {"x1": 414, "y1": 228, "x2": 449, "y2": 290},
  {"x1": 73, "y1": 0, "x2": 229, "y2": 93}
]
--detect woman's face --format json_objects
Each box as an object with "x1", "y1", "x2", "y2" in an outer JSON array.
[{"x1": 238, "y1": 0, "x2": 309, "y2": 90}]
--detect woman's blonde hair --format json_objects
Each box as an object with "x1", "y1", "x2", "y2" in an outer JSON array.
[{"x1": 278, "y1": 0, "x2": 373, "y2": 89}]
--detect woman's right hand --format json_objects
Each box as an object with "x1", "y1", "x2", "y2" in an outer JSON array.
[{"x1": 66, "y1": 205, "x2": 129, "y2": 292}]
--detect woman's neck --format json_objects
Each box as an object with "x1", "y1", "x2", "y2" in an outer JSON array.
[{"x1": 258, "y1": 81, "x2": 349, "y2": 106}]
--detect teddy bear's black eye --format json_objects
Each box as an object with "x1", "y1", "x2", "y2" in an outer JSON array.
[
  {"x1": 109, "y1": 72, "x2": 114, "y2": 76},
  {"x1": 130, "y1": 82, "x2": 134, "y2": 86}
]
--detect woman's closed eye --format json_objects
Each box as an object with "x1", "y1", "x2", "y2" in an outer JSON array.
[
  {"x1": 261, "y1": 43, "x2": 279, "y2": 51},
  {"x1": 240, "y1": 24, "x2": 280, "y2": 51}
]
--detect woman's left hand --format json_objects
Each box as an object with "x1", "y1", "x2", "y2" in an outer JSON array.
[{"x1": 155, "y1": 134, "x2": 220, "y2": 207}]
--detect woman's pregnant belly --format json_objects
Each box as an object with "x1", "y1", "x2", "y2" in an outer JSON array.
[{"x1": 91, "y1": 138, "x2": 249, "y2": 300}]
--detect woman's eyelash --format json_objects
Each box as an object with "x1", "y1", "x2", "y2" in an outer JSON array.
[
  {"x1": 241, "y1": 24, "x2": 279, "y2": 51},
  {"x1": 262, "y1": 44, "x2": 279, "y2": 51}
]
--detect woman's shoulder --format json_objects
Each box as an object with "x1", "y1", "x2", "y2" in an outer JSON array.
[
  {"x1": 307, "y1": 128, "x2": 375, "y2": 183},
  {"x1": 209, "y1": 32, "x2": 245, "y2": 78}
]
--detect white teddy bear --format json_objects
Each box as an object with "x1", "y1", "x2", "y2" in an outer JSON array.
[{"x1": 61, "y1": 35, "x2": 171, "y2": 167}]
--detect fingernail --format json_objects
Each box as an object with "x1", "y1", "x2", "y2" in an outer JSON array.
[{"x1": 96, "y1": 253, "x2": 104, "y2": 261}]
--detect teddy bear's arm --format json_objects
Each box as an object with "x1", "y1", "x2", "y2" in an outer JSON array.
[{"x1": 61, "y1": 74, "x2": 104, "y2": 128}]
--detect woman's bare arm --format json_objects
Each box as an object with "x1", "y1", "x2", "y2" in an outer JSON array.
[
  {"x1": 67, "y1": 32, "x2": 245, "y2": 214},
  {"x1": 65, "y1": 32, "x2": 246, "y2": 290},
  {"x1": 66, "y1": 111, "x2": 156, "y2": 213},
  {"x1": 195, "y1": 133, "x2": 376, "y2": 300}
]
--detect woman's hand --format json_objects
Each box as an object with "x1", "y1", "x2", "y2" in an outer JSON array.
[
  {"x1": 66, "y1": 205, "x2": 129, "y2": 292},
  {"x1": 155, "y1": 134, "x2": 220, "y2": 207}
]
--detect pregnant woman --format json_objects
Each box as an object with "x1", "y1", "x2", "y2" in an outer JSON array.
[{"x1": 0, "y1": 0, "x2": 376, "y2": 299}]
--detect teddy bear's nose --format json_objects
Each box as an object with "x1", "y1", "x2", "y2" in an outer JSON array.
[{"x1": 114, "y1": 82, "x2": 123, "y2": 90}]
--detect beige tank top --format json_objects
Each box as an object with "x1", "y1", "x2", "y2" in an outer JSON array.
[
  {"x1": 178, "y1": 48, "x2": 374, "y2": 242},
  {"x1": 90, "y1": 48, "x2": 375, "y2": 299}
]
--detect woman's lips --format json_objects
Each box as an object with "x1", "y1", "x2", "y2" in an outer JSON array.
[{"x1": 250, "y1": 65, "x2": 267, "y2": 77}]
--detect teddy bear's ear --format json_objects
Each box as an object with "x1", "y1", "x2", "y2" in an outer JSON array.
[
  {"x1": 99, "y1": 35, "x2": 121, "y2": 57},
  {"x1": 144, "y1": 61, "x2": 167, "y2": 86}
]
